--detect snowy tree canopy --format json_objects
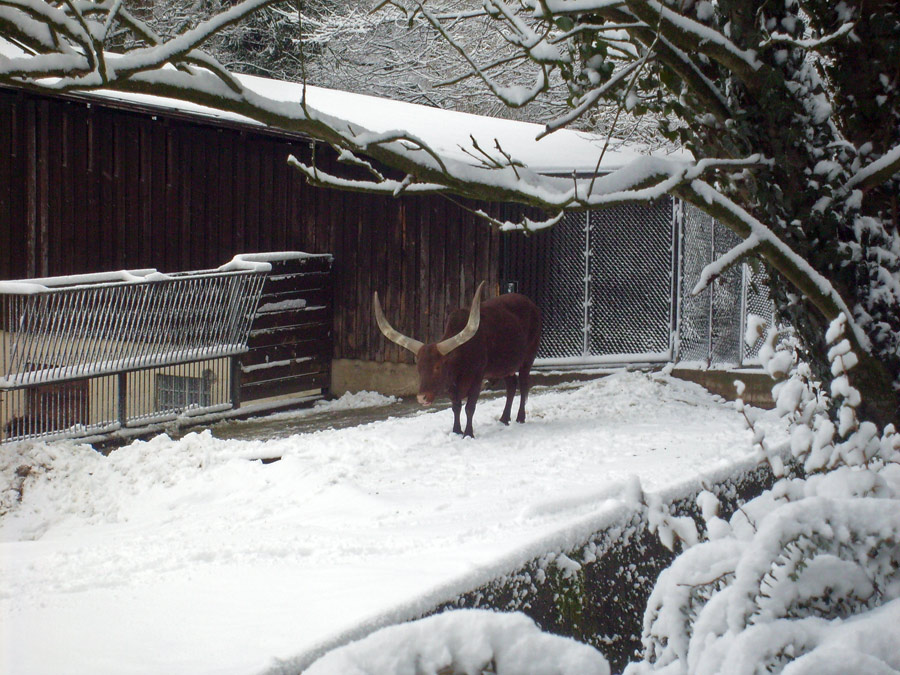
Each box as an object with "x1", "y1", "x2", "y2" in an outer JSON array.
[
  {"x1": 351, "y1": 0, "x2": 900, "y2": 427},
  {"x1": 1, "y1": 0, "x2": 898, "y2": 425}
]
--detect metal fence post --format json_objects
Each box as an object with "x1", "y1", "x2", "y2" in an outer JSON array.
[
  {"x1": 231, "y1": 355, "x2": 242, "y2": 411},
  {"x1": 118, "y1": 372, "x2": 128, "y2": 428}
]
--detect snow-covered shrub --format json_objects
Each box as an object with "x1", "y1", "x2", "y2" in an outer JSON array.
[
  {"x1": 303, "y1": 609, "x2": 610, "y2": 675},
  {"x1": 626, "y1": 314, "x2": 900, "y2": 675}
]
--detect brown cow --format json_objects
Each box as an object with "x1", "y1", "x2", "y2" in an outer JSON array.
[{"x1": 373, "y1": 281, "x2": 542, "y2": 437}]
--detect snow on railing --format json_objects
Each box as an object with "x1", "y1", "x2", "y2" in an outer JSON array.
[{"x1": 0, "y1": 255, "x2": 273, "y2": 388}]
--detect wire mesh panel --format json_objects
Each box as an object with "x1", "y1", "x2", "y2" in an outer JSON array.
[
  {"x1": 677, "y1": 203, "x2": 715, "y2": 363},
  {"x1": 497, "y1": 201, "x2": 776, "y2": 370},
  {"x1": 710, "y1": 225, "x2": 745, "y2": 365},
  {"x1": 742, "y1": 265, "x2": 775, "y2": 364},
  {"x1": 678, "y1": 203, "x2": 774, "y2": 367},
  {"x1": 532, "y1": 213, "x2": 589, "y2": 360},
  {"x1": 589, "y1": 198, "x2": 675, "y2": 360},
  {"x1": 502, "y1": 201, "x2": 676, "y2": 364}
]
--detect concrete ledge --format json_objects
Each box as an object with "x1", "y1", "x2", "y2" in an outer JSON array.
[
  {"x1": 672, "y1": 368, "x2": 774, "y2": 408},
  {"x1": 331, "y1": 359, "x2": 418, "y2": 397},
  {"x1": 331, "y1": 359, "x2": 775, "y2": 411}
]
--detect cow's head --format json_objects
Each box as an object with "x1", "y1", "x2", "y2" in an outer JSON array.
[{"x1": 373, "y1": 282, "x2": 485, "y2": 406}]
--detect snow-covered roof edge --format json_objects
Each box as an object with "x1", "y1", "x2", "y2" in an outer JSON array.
[{"x1": 0, "y1": 36, "x2": 687, "y2": 175}]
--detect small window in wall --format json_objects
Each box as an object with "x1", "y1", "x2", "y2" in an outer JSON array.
[{"x1": 155, "y1": 372, "x2": 212, "y2": 412}]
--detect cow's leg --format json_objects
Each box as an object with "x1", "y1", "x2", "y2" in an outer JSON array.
[
  {"x1": 449, "y1": 385, "x2": 464, "y2": 435},
  {"x1": 499, "y1": 375, "x2": 517, "y2": 425},
  {"x1": 516, "y1": 367, "x2": 532, "y2": 423},
  {"x1": 463, "y1": 382, "x2": 482, "y2": 438}
]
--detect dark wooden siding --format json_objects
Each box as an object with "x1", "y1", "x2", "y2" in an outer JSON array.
[
  {"x1": 0, "y1": 86, "x2": 518, "y2": 365},
  {"x1": 242, "y1": 255, "x2": 333, "y2": 401}
]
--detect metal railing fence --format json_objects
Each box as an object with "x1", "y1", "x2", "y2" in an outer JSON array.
[
  {"x1": 1, "y1": 269, "x2": 265, "y2": 389},
  {"x1": 0, "y1": 255, "x2": 285, "y2": 444}
]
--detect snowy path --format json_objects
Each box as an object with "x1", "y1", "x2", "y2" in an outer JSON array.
[{"x1": 0, "y1": 371, "x2": 782, "y2": 674}]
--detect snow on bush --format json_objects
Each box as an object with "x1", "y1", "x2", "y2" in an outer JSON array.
[
  {"x1": 303, "y1": 609, "x2": 610, "y2": 675},
  {"x1": 626, "y1": 314, "x2": 900, "y2": 674}
]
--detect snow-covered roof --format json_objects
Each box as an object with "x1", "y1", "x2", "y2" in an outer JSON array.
[
  {"x1": 0, "y1": 35, "x2": 687, "y2": 174},
  {"x1": 44, "y1": 72, "x2": 667, "y2": 175}
]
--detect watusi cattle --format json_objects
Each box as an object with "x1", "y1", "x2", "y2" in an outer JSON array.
[{"x1": 373, "y1": 281, "x2": 542, "y2": 438}]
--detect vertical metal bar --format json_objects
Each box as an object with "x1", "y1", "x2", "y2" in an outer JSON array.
[
  {"x1": 9, "y1": 296, "x2": 31, "y2": 379},
  {"x1": 231, "y1": 355, "x2": 241, "y2": 411},
  {"x1": 236, "y1": 274, "x2": 265, "y2": 348},
  {"x1": 83, "y1": 285, "x2": 114, "y2": 374},
  {"x1": 739, "y1": 262, "x2": 749, "y2": 367},
  {"x1": 212, "y1": 275, "x2": 238, "y2": 352},
  {"x1": 198, "y1": 276, "x2": 217, "y2": 351},
  {"x1": 208, "y1": 276, "x2": 227, "y2": 352},
  {"x1": 120, "y1": 285, "x2": 140, "y2": 371},
  {"x1": 11, "y1": 296, "x2": 32, "y2": 380},
  {"x1": 25, "y1": 294, "x2": 46, "y2": 384},
  {"x1": 142, "y1": 281, "x2": 170, "y2": 365},
  {"x1": 671, "y1": 198, "x2": 683, "y2": 364},
  {"x1": 117, "y1": 284, "x2": 145, "y2": 371},
  {"x1": 27, "y1": 294, "x2": 53, "y2": 384},
  {"x1": 45, "y1": 291, "x2": 68, "y2": 378},
  {"x1": 55, "y1": 290, "x2": 84, "y2": 378},
  {"x1": 50, "y1": 291, "x2": 79, "y2": 379},
  {"x1": 582, "y1": 211, "x2": 591, "y2": 357},
  {"x1": 118, "y1": 371, "x2": 127, "y2": 428},
  {"x1": 235, "y1": 274, "x2": 259, "y2": 353},
  {"x1": 707, "y1": 216, "x2": 715, "y2": 366},
  {"x1": 102, "y1": 285, "x2": 132, "y2": 370}
]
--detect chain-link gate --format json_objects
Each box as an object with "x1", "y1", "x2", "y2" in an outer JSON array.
[
  {"x1": 677, "y1": 202, "x2": 773, "y2": 366},
  {"x1": 589, "y1": 198, "x2": 675, "y2": 360},
  {"x1": 501, "y1": 198, "x2": 773, "y2": 369},
  {"x1": 504, "y1": 198, "x2": 676, "y2": 365}
]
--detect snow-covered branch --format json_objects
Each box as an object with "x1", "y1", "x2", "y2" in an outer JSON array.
[
  {"x1": 286, "y1": 146, "x2": 768, "y2": 214},
  {"x1": 0, "y1": 0, "x2": 283, "y2": 89},
  {"x1": 843, "y1": 142, "x2": 900, "y2": 194},
  {"x1": 691, "y1": 234, "x2": 760, "y2": 296},
  {"x1": 761, "y1": 21, "x2": 856, "y2": 51},
  {"x1": 388, "y1": 0, "x2": 552, "y2": 109},
  {"x1": 675, "y1": 179, "x2": 870, "y2": 353}
]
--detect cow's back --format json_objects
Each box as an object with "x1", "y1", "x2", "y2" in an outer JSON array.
[{"x1": 443, "y1": 293, "x2": 541, "y2": 377}]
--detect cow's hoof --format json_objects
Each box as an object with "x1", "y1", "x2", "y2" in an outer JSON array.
[{"x1": 499, "y1": 417, "x2": 510, "y2": 426}]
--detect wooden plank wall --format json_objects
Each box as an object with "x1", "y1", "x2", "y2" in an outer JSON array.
[
  {"x1": 241, "y1": 255, "x2": 333, "y2": 402},
  {"x1": 0, "y1": 87, "x2": 521, "y2": 367}
]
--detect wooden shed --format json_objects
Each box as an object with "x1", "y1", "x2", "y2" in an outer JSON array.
[
  {"x1": 0, "y1": 80, "x2": 556, "y2": 394},
  {"x1": 1, "y1": 74, "x2": 766, "y2": 412}
]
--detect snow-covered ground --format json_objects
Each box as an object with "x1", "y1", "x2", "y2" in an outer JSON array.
[{"x1": 0, "y1": 371, "x2": 784, "y2": 674}]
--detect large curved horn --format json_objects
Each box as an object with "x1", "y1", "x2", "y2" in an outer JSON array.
[
  {"x1": 436, "y1": 281, "x2": 486, "y2": 355},
  {"x1": 373, "y1": 292, "x2": 424, "y2": 355}
]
